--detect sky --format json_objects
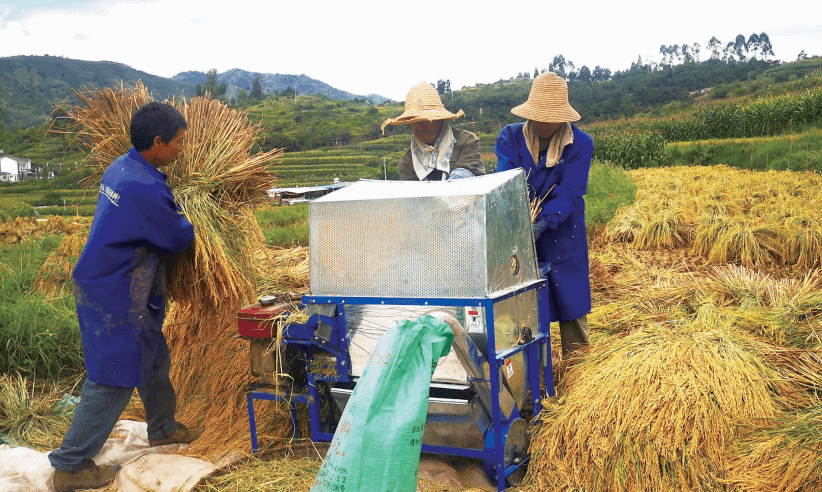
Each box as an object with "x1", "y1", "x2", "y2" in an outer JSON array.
[{"x1": 0, "y1": 0, "x2": 820, "y2": 102}]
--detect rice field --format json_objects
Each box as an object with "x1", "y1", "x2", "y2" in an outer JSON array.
[
  {"x1": 518, "y1": 165, "x2": 822, "y2": 492},
  {"x1": 2, "y1": 112, "x2": 821, "y2": 491}
]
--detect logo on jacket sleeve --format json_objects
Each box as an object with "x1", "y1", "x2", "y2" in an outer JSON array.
[{"x1": 100, "y1": 184, "x2": 120, "y2": 207}]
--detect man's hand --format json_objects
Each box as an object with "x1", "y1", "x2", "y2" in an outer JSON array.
[{"x1": 532, "y1": 220, "x2": 548, "y2": 240}]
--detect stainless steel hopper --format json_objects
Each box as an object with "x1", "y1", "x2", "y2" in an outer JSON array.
[{"x1": 243, "y1": 169, "x2": 556, "y2": 491}]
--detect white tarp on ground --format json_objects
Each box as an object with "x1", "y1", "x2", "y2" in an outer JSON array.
[{"x1": 0, "y1": 420, "x2": 228, "y2": 492}]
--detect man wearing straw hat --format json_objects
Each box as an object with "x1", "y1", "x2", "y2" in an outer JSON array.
[
  {"x1": 382, "y1": 82, "x2": 485, "y2": 181},
  {"x1": 495, "y1": 72, "x2": 593, "y2": 356},
  {"x1": 50, "y1": 102, "x2": 202, "y2": 491}
]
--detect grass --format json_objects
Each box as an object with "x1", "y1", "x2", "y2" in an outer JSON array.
[
  {"x1": 0, "y1": 235, "x2": 84, "y2": 380},
  {"x1": 586, "y1": 160, "x2": 637, "y2": 231},
  {"x1": 663, "y1": 127, "x2": 822, "y2": 171},
  {"x1": 254, "y1": 204, "x2": 309, "y2": 248}
]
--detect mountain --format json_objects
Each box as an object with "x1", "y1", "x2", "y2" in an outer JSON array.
[
  {"x1": 0, "y1": 56, "x2": 390, "y2": 129},
  {"x1": 0, "y1": 55, "x2": 197, "y2": 128},
  {"x1": 172, "y1": 69, "x2": 390, "y2": 104}
]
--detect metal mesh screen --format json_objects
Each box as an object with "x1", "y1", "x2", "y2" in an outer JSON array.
[{"x1": 311, "y1": 195, "x2": 481, "y2": 297}]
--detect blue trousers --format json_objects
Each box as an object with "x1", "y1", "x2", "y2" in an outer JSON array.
[{"x1": 49, "y1": 347, "x2": 180, "y2": 472}]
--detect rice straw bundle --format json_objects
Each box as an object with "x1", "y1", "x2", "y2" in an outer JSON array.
[
  {"x1": 254, "y1": 246, "x2": 309, "y2": 295},
  {"x1": 725, "y1": 402, "x2": 822, "y2": 492},
  {"x1": 785, "y1": 217, "x2": 822, "y2": 270},
  {"x1": 762, "y1": 348, "x2": 822, "y2": 396},
  {"x1": 632, "y1": 209, "x2": 691, "y2": 249},
  {"x1": 54, "y1": 82, "x2": 302, "y2": 454},
  {"x1": 31, "y1": 231, "x2": 89, "y2": 298},
  {"x1": 50, "y1": 82, "x2": 152, "y2": 187},
  {"x1": 604, "y1": 206, "x2": 647, "y2": 243},
  {"x1": 43, "y1": 215, "x2": 73, "y2": 234},
  {"x1": 0, "y1": 374, "x2": 75, "y2": 451},
  {"x1": 522, "y1": 320, "x2": 793, "y2": 492}
]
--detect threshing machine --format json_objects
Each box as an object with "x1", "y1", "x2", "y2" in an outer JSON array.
[{"x1": 239, "y1": 169, "x2": 556, "y2": 490}]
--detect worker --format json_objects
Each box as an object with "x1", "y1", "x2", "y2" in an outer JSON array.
[
  {"x1": 495, "y1": 72, "x2": 593, "y2": 356},
  {"x1": 50, "y1": 102, "x2": 201, "y2": 492},
  {"x1": 382, "y1": 82, "x2": 485, "y2": 181}
]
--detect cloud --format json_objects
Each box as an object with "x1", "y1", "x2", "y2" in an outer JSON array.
[{"x1": 0, "y1": 0, "x2": 820, "y2": 101}]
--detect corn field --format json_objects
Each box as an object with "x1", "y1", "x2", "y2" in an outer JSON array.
[{"x1": 586, "y1": 80, "x2": 822, "y2": 169}]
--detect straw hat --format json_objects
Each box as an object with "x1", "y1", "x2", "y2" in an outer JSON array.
[
  {"x1": 381, "y1": 82, "x2": 465, "y2": 132},
  {"x1": 511, "y1": 72, "x2": 581, "y2": 123}
]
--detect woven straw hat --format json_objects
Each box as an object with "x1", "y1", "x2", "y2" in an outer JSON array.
[
  {"x1": 511, "y1": 72, "x2": 581, "y2": 123},
  {"x1": 381, "y1": 82, "x2": 465, "y2": 132}
]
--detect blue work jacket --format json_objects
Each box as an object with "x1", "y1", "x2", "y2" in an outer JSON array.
[
  {"x1": 495, "y1": 123, "x2": 593, "y2": 322},
  {"x1": 72, "y1": 148, "x2": 194, "y2": 386}
]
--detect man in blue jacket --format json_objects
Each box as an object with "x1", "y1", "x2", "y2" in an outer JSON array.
[
  {"x1": 50, "y1": 102, "x2": 200, "y2": 491},
  {"x1": 495, "y1": 72, "x2": 593, "y2": 357}
]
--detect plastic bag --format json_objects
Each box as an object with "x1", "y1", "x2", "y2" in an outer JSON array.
[{"x1": 310, "y1": 314, "x2": 453, "y2": 492}]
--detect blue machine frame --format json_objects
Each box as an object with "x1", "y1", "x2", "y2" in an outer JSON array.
[{"x1": 246, "y1": 272, "x2": 555, "y2": 491}]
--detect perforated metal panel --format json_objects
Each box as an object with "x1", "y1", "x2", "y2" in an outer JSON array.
[{"x1": 308, "y1": 169, "x2": 538, "y2": 298}]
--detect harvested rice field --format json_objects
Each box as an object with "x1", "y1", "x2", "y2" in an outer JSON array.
[
  {"x1": 5, "y1": 88, "x2": 820, "y2": 491},
  {"x1": 160, "y1": 165, "x2": 822, "y2": 491},
  {"x1": 518, "y1": 165, "x2": 822, "y2": 492}
]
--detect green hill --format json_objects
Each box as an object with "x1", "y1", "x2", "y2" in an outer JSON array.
[{"x1": 0, "y1": 55, "x2": 198, "y2": 128}]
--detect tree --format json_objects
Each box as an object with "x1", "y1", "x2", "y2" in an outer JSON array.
[
  {"x1": 196, "y1": 69, "x2": 228, "y2": 98},
  {"x1": 592, "y1": 66, "x2": 611, "y2": 82},
  {"x1": 534, "y1": 67, "x2": 540, "y2": 78},
  {"x1": 251, "y1": 76, "x2": 263, "y2": 99},
  {"x1": 549, "y1": 55, "x2": 569, "y2": 79},
  {"x1": 798, "y1": 50, "x2": 810, "y2": 61},
  {"x1": 577, "y1": 65, "x2": 592, "y2": 84},
  {"x1": 747, "y1": 33, "x2": 760, "y2": 60},
  {"x1": 659, "y1": 45, "x2": 671, "y2": 65},
  {"x1": 733, "y1": 34, "x2": 748, "y2": 61},
  {"x1": 758, "y1": 32, "x2": 774, "y2": 60},
  {"x1": 708, "y1": 37, "x2": 723, "y2": 60},
  {"x1": 682, "y1": 44, "x2": 694, "y2": 63},
  {"x1": 436, "y1": 79, "x2": 451, "y2": 94}
]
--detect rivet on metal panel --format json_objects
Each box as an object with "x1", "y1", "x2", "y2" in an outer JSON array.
[
  {"x1": 341, "y1": 361, "x2": 346, "y2": 366},
  {"x1": 341, "y1": 300, "x2": 345, "y2": 304},
  {"x1": 424, "y1": 302, "x2": 428, "y2": 305}
]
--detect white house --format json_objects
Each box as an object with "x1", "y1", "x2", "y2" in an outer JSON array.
[{"x1": 0, "y1": 150, "x2": 33, "y2": 183}]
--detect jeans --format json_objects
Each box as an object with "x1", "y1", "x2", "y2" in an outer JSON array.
[{"x1": 49, "y1": 348, "x2": 180, "y2": 472}]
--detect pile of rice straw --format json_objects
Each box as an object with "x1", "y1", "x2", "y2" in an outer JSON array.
[
  {"x1": 31, "y1": 220, "x2": 89, "y2": 298},
  {"x1": 0, "y1": 217, "x2": 40, "y2": 244},
  {"x1": 0, "y1": 374, "x2": 75, "y2": 451},
  {"x1": 522, "y1": 311, "x2": 797, "y2": 491},
  {"x1": 53, "y1": 81, "x2": 310, "y2": 456},
  {"x1": 525, "y1": 164, "x2": 821, "y2": 491}
]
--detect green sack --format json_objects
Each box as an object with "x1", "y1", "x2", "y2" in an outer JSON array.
[{"x1": 310, "y1": 314, "x2": 454, "y2": 492}]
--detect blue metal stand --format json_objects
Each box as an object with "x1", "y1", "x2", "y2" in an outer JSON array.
[{"x1": 244, "y1": 273, "x2": 554, "y2": 490}]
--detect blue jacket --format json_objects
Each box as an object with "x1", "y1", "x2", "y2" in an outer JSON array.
[
  {"x1": 73, "y1": 148, "x2": 194, "y2": 386},
  {"x1": 495, "y1": 123, "x2": 592, "y2": 322}
]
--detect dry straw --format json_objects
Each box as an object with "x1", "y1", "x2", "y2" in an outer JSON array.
[
  {"x1": 522, "y1": 320, "x2": 794, "y2": 492},
  {"x1": 725, "y1": 400, "x2": 822, "y2": 492},
  {"x1": 0, "y1": 374, "x2": 75, "y2": 451},
  {"x1": 605, "y1": 165, "x2": 822, "y2": 272},
  {"x1": 53, "y1": 81, "x2": 312, "y2": 455}
]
